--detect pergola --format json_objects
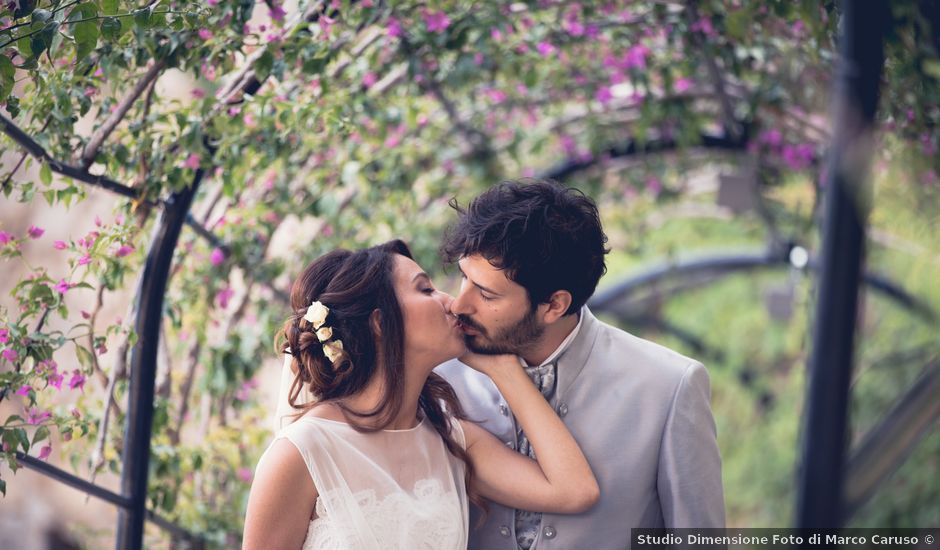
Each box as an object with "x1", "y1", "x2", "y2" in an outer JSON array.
[{"x1": 1, "y1": 1, "x2": 938, "y2": 548}]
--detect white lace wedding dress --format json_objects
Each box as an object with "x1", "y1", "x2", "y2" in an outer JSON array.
[{"x1": 271, "y1": 414, "x2": 469, "y2": 550}]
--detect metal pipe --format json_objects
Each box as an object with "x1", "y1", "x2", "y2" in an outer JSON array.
[
  {"x1": 796, "y1": 0, "x2": 888, "y2": 530},
  {"x1": 14, "y1": 453, "x2": 131, "y2": 509}
]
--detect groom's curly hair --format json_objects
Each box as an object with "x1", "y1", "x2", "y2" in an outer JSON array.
[{"x1": 441, "y1": 179, "x2": 609, "y2": 314}]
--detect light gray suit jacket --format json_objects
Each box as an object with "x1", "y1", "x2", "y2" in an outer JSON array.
[{"x1": 436, "y1": 307, "x2": 724, "y2": 549}]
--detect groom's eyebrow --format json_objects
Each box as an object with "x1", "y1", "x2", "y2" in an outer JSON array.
[{"x1": 457, "y1": 265, "x2": 501, "y2": 296}]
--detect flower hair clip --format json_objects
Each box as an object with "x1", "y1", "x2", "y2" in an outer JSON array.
[{"x1": 303, "y1": 300, "x2": 344, "y2": 363}]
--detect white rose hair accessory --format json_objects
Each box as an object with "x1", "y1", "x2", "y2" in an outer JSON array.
[{"x1": 303, "y1": 300, "x2": 344, "y2": 362}]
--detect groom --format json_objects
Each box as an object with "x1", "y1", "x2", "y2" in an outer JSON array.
[{"x1": 436, "y1": 179, "x2": 725, "y2": 549}]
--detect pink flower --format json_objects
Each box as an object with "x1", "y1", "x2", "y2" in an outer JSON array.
[
  {"x1": 27, "y1": 225, "x2": 44, "y2": 239},
  {"x1": 80, "y1": 310, "x2": 91, "y2": 319},
  {"x1": 422, "y1": 9, "x2": 450, "y2": 33},
  {"x1": 183, "y1": 153, "x2": 200, "y2": 170},
  {"x1": 244, "y1": 113, "x2": 257, "y2": 128},
  {"x1": 201, "y1": 63, "x2": 217, "y2": 82},
  {"x1": 38, "y1": 445, "x2": 52, "y2": 460},
  {"x1": 78, "y1": 254, "x2": 92, "y2": 266},
  {"x1": 207, "y1": 0, "x2": 218, "y2": 5},
  {"x1": 54, "y1": 279, "x2": 70, "y2": 295},
  {"x1": 210, "y1": 248, "x2": 226, "y2": 266},
  {"x1": 269, "y1": 4, "x2": 286, "y2": 22},
  {"x1": 191, "y1": 88, "x2": 206, "y2": 99},
  {"x1": 474, "y1": 52, "x2": 484, "y2": 66},
  {"x1": 53, "y1": 240, "x2": 68, "y2": 250},
  {"x1": 625, "y1": 44, "x2": 649, "y2": 70},
  {"x1": 198, "y1": 28, "x2": 213, "y2": 40},
  {"x1": 318, "y1": 15, "x2": 334, "y2": 35},
  {"x1": 48, "y1": 369, "x2": 64, "y2": 390},
  {"x1": 0, "y1": 328, "x2": 8, "y2": 344},
  {"x1": 71, "y1": 408, "x2": 81, "y2": 419},
  {"x1": 115, "y1": 245, "x2": 134, "y2": 257},
  {"x1": 386, "y1": 17, "x2": 402, "y2": 38},
  {"x1": 26, "y1": 407, "x2": 51, "y2": 425},
  {"x1": 68, "y1": 370, "x2": 86, "y2": 391},
  {"x1": 490, "y1": 27, "x2": 503, "y2": 41},
  {"x1": 0, "y1": 231, "x2": 12, "y2": 245},
  {"x1": 16, "y1": 385, "x2": 32, "y2": 396},
  {"x1": 362, "y1": 72, "x2": 378, "y2": 88},
  {"x1": 485, "y1": 88, "x2": 507, "y2": 104},
  {"x1": 537, "y1": 42, "x2": 556, "y2": 57},
  {"x1": 595, "y1": 86, "x2": 613, "y2": 104},
  {"x1": 216, "y1": 286, "x2": 235, "y2": 309},
  {"x1": 674, "y1": 77, "x2": 693, "y2": 93},
  {"x1": 2, "y1": 348, "x2": 18, "y2": 362},
  {"x1": 237, "y1": 467, "x2": 253, "y2": 483},
  {"x1": 691, "y1": 17, "x2": 717, "y2": 38},
  {"x1": 759, "y1": 129, "x2": 783, "y2": 148}
]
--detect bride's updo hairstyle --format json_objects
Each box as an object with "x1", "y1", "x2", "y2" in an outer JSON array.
[{"x1": 276, "y1": 240, "x2": 479, "y2": 504}]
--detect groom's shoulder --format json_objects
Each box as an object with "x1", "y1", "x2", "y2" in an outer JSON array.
[{"x1": 591, "y1": 314, "x2": 701, "y2": 379}]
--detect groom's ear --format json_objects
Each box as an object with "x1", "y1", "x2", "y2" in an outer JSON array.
[{"x1": 540, "y1": 290, "x2": 573, "y2": 324}]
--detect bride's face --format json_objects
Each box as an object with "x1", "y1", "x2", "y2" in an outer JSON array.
[{"x1": 392, "y1": 254, "x2": 465, "y2": 369}]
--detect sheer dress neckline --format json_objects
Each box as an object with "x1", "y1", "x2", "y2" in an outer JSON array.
[{"x1": 298, "y1": 414, "x2": 427, "y2": 433}]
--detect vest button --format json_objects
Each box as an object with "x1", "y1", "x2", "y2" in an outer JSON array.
[
  {"x1": 499, "y1": 403, "x2": 509, "y2": 416},
  {"x1": 543, "y1": 525, "x2": 557, "y2": 539},
  {"x1": 505, "y1": 440, "x2": 516, "y2": 450},
  {"x1": 499, "y1": 526, "x2": 511, "y2": 537},
  {"x1": 557, "y1": 403, "x2": 568, "y2": 417}
]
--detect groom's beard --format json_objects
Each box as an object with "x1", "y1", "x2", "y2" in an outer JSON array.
[{"x1": 457, "y1": 307, "x2": 544, "y2": 355}]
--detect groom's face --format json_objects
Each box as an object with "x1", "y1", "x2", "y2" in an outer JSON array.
[{"x1": 451, "y1": 255, "x2": 545, "y2": 355}]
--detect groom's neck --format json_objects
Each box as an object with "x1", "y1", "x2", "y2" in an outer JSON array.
[{"x1": 520, "y1": 312, "x2": 579, "y2": 367}]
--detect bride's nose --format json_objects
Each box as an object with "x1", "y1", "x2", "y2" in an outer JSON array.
[{"x1": 439, "y1": 291, "x2": 456, "y2": 312}]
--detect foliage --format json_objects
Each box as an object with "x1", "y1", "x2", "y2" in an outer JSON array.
[{"x1": 1, "y1": 0, "x2": 938, "y2": 545}]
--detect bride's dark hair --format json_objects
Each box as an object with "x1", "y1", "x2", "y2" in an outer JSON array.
[{"x1": 275, "y1": 239, "x2": 480, "y2": 507}]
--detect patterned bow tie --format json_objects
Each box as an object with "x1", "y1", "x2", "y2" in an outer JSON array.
[{"x1": 522, "y1": 361, "x2": 558, "y2": 399}]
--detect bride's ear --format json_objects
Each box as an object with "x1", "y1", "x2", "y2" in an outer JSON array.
[{"x1": 369, "y1": 309, "x2": 383, "y2": 339}]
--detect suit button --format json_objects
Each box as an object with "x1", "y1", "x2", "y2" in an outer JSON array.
[
  {"x1": 557, "y1": 403, "x2": 568, "y2": 417},
  {"x1": 499, "y1": 403, "x2": 509, "y2": 416},
  {"x1": 499, "y1": 526, "x2": 511, "y2": 537},
  {"x1": 506, "y1": 440, "x2": 516, "y2": 450},
  {"x1": 543, "y1": 525, "x2": 557, "y2": 539}
]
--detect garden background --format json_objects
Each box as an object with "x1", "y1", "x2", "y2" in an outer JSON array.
[{"x1": 1, "y1": 0, "x2": 938, "y2": 548}]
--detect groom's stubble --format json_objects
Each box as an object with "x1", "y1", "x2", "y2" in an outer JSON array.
[{"x1": 457, "y1": 305, "x2": 545, "y2": 356}]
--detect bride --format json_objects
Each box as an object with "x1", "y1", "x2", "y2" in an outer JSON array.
[{"x1": 242, "y1": 240, "x2": 599, "y2": 549}]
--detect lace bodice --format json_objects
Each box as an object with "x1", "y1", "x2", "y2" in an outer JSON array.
[{"x1": 272, "y1": 415, "x2": 468, "y2": 550}]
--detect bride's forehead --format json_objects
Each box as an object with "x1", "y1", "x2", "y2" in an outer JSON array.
[{"x1": 392, "y1": 254, "x2": 424, "y2": 280}]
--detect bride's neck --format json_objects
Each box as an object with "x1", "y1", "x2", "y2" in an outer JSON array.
[{"x1": 342, "y1": 362, "x2": 428, "y2": 430}]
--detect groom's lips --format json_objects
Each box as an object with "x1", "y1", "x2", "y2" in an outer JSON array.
[{"x1": 457, "y1": 321, "x2": 480, "y2": 336}]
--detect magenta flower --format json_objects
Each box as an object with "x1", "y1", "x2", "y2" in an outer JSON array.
[
  {"x1": 485, "y1": 88, "x2": 507, "y2": 104},
  {"x1": 0, "y1": 328, "x2": 8, "y2": 344},
  {"x1": 537, "y1": 42, "x2": 556, "y2": 57},
  {"x1": 38, "y1": 445, "x2": 52, "y2": 460},
  {"x1": 115, "y1": 245, "x2": 134, "y2": 257},
  {"x1": 54, "y1": 279, "x2": 70, "y2": 295},
  {"x1": 207, "y1": 0, "x2": 218, "y2": 5},
  {"x1": 216, "y1": 286, "x2": 235, "y2": 309},
  {"x1": 386, "y1": 17, "x2": 402, "y2": 38},
  {"x1": 2, "y1": 348, "x2": 18, "y2": 362},
  {"x1": 237, "y1": 467, "x2": 253, "y2": 483},
  {"x1": 26, "y1": 407, "x2": 51, "y2": 425},
  {"x1": 27, "y1": 225, "x2": 44, "y2": 239},
  {"x1": 0, "y1": 231, "x2": 13, "y2": 245},
  {"x1": 53, "y1": 240, "x2": 68, "y2": 250},
  {"x1": 49, "y1": 370, "x2": 64, "y2": 390},
  {"x1": 674, "y1": 77, "x2": 693, "y2": 93},
  {"x1": 759, "y1": 129, "x2": 783, "y2": 148},
  {"x1": 490, "y1": 27, "x2": 503, "y2": 41},
  {"x1": 595, "y1": 86, "x2": 613, "y2": 104},
  {"x1": 16, "y1": 385, "x2": 32, "y2": 396},
  {"x1": 68, "y1": 370, "x2": 86, "y2": 391},
  {"x1": 191, "y1": 88, "x2": 206, "y2": 99},
  {"x1": 646, "y1": 177, "x2": 663, "y2": 196},
  {"x1": 362, "y1": 72, "x2": 378, "y2": 88},
  {"x1": 625, "y1": 44, "x2": 649, "y2": 70},
  {"x1": 198, "y1": 28, "x2": 212, "y2": 40},
  {"x1": 78, "y1": 254, "x2": 92, "y2": 266},
  {"x1": 183, "y1": 153, "x2": 201, "y2": 170},
  {"x1": 422, "y1": 9, "x2": 450, "y2": 33},
  {"x1": 269, "y1": 4, "x2": 286, "y2": 22},
  {"x1": 210, "y1": 248, "x2": 226, "y2": 266}
]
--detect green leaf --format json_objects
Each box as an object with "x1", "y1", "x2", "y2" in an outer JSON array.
[
  {"x1": 32, "y1": 425, "x2": 50, "y2": 446},
  {"x1": 39, "y1": 162, "x2": 52, "y2": 186},
  {"x1": 254, "y1": 50, "x2": 274, "y2": 80},
  {"x1": 15, "y1": 428, "x2": 29, "y2": 453},
  {"x1": 31, "y1": 8, "x2": 52, "y2": 23},
  {"x1": 100, "y1": 0, "x2": 119, "y2": 16},
  {"x1": 13, "y1": 0, "x2": 37, "y2": 19},
  {"x1": 100, "y1": 17, "x2": 121, "y2": 39},
  {"x1": 0, "y1": 477, "x2": 6, "y2": 496},
  {"x1": 75, "y1": 345, "x2": 95, "y2": 371}
]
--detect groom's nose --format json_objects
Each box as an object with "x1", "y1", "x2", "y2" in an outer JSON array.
[{"x1": 450, "y1": 284, "x2": 472, "y2": 316}]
